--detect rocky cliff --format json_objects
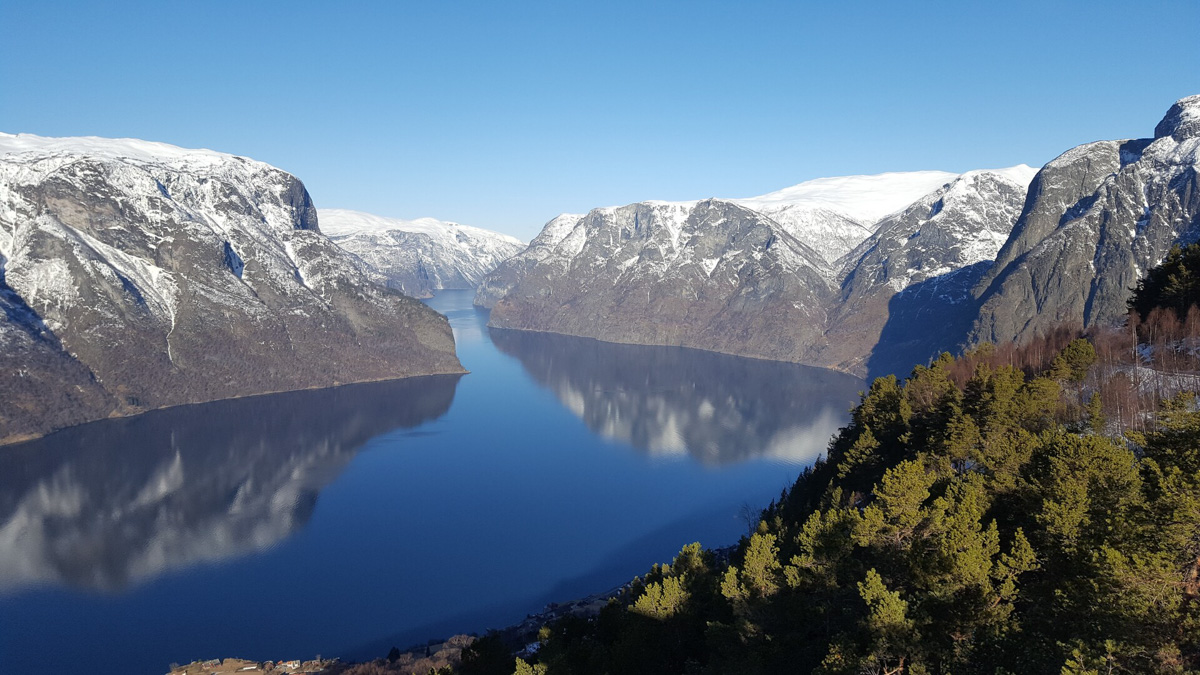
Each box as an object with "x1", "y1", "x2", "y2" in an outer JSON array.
[
  {"x1": 971, "y1": 95, "x2": 1200, "y2": 343},
  {"x1": 478, "y1": 167, "x2": 1036, "y2": 375},
  {"x1": 484, "y1": 199, "x2": 837, "y2": 364},
  {"x1": 474, "y1": 212, "x2": 585, "y2": 308},
  {"x1": 478, "y1": 96, "x2": 1200, "y2": 378},
  {"x1": 320, "y1": 208, "x2": 525, "y2": 298},
  {"x1": 829, "y1": 167, "x2": 1038, "y2": 375},
  {"x1": 0, "y1": 133, "x2": 464, "y2": 444}
]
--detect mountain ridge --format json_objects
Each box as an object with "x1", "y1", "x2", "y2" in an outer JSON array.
[
  {"x1": 0, "y1": 133, "x2": 464, "y2": 444},
  {"x1": 485, "y1": 198, "x2": 837, "y2": 365},
  {"x1": 971, "y1": 94, "x2": 1200, "y2": 345},
  {"x1": 477, "y1": 97, "x2": 1200, "y2": 377},
  {"x1": 320, "y1": 208, "x2": 525, "y2": 298},
  {"x1": 478, "y1": 164, "x2": 1040, "y2": 376}
]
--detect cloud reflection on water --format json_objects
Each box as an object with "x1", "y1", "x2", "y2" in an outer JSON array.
[
  {"x1": 0, "y1": 375, "x2": 460, "y2": 593},
  {"x1": 488, "y1": 328, "x2": 863, "y2": 466}
]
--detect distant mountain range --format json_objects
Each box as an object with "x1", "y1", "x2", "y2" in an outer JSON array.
[
  {"x1": 0, "y1": 133, "x2": 464, "y2": 444},
  {"x1": 4, "y1": 95, "x2": 1196, "y2": 441},
  {"x1": 479, "y1": 95, "x2": 1200, "y2": 377},
  {"x1": 320, "y1": 208, "x2": 525, "y2": 298},
  {"x1": 476, "y1": 166, "x2": 1035, "y2": 375}
]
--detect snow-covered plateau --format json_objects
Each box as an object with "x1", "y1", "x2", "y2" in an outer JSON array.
[{"x1": 0, "y1": 133, "x2": 463, "y2": 444}]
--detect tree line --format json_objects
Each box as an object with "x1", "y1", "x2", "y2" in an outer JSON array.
[{"x1": 405, "y1": 244, "x2": 1200, "y2": 674}]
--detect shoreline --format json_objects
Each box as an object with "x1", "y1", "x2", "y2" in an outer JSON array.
[
  {"x1": 0, "y1": 369, "x2": 468, "y2": 448},
  {"x1": 171, "y1": 546, "x2": 739, "y2": 674}
]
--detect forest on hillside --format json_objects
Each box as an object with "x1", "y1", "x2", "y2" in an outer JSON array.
[{"x1": 353, "y1": 244, "x2": 1200, "y2": 675}]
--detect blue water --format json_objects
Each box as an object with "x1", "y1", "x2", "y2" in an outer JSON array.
[{"x1": 0, "y1": 290, "x2": 862, "y2": 674}]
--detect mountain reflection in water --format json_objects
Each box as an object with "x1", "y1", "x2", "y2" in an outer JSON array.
[
  {"x1": 0, "y1": 375, "x2": 460, "y2": 593},
  {"x1": 488, "y1": 328, "x2": 863, "y2": 466}
]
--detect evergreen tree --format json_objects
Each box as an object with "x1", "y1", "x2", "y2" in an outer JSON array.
[
  {"x1": 520, "y1": 334, "x2": 1200, "y2": 674},
  {"x1": 1128, "y1": 243, "x2": 1200, "y2": 322}
]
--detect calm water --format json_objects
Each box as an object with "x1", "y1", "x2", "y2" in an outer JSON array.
[{"x1": 0, "y1": 290, "x2": 863, "y2": 674}]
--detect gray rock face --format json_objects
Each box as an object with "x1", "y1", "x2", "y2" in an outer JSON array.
[
  {"x1": 0, "y1": 282, "x2": 115, "y2": 437},
  {"x1": 828, "y1": 168, "x2": 1037, "y2": 374},
  {"x1": 0, "y1": 133, "x2": 464, "y2": 444},
  {"x1": 480, "y1": 98, "x2": 1198, "y2": 378},
  {"x1": 484, "y1": 199, "x2": 837, "y2": 364},
  {"x1": 320, "y1": 209, "x2": 525, "y2": 298},
  {"x1": 971, "y1": 96, "x2": 1200, "y2": 344},
  {"x1": 1156, "y1": 94, "x2": 1200, "y2": 142},
  {"x1": 480, "y1": 168, "x2": 1037, "y2": 376},
  {"x1": 474, "y1": 212, "x2": 583, "y2": 308}
]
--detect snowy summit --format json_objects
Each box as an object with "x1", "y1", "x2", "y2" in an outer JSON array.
[{"x1": 320, "y1": 208, "x2": 525, "y2": 298}]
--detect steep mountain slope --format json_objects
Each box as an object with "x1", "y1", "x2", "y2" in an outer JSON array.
[
  {"x1": 474, "y1": 212, "x2": 584, "y2": 308},
  {"x1": 0, "y1": 281, "x2": 115, "y2": 438},
  {"x1": 825, "y1": 166, "x2": 1038, "y2": 374},
  {"x1": 483, "y1": 199, "x2": 837, "y2": 364},
  {"x1": 485, "y1": 97, "x2": 1197, "y2": 377},
  {"x1": 320, "y1": 208, "x2": 524, "y2": 298},
  {"x1": 479, "y1": 168, "x2": 1038, "y2": 375},
  {"x1": 478, "y1": 172, "x2": 960, "y2": 313},
  {"x1": 972, "y1": 95, "x2": 1200, "y2": 344},
  {"x1": 731, "y1": 170, "x2": 958, "y2": 263},
  {"x1": 0, "y1": 133, "x2": 463, "y2": 443}
]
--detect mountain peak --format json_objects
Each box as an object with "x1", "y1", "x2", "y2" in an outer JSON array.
[
  {"x1": 318, "y1": 208, "x2": 524, "y2": 246},
  {"x1": 1154, "y1": 94, "x2": 1200, "y2": 141},
  {"x1": 734, "y1": 170, "x2": 958, "y2": 224},
  {"x1": 319, "y1": 208, "x2": 526, "y2": 298},
  {"x1": 958, "y1": 164, "x2": 1040, "y2": 188}
]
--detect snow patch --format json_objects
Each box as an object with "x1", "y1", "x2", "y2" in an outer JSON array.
[
  {"x1": 0, "y1": 132, "x2": 266, "y2": 172},
  {"x1": 319, "y1": 208, "x2": 524, "y2": 246},
  {"x1": 733, "y1": 170, "x2": 959, "y2": 224}
]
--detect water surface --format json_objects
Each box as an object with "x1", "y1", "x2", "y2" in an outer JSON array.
[{"x1": 0, "y1": 290, "x2": 863, "y2": 674}]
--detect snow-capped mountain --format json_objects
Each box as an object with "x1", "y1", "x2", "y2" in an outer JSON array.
[
  {"x1": 481, "y1": 96, "x2": 1199, "y2": 377},
  {"x1": 475, "y1": 212, "x2": 585, "y2": 308},
  {"x1": 731, "y1": 170, "x2": 960, "y2": 263},
  {"x1": 479, "y1": 166, "x2": 1038, "y2": 375},
  {"x1": 320, "y1": 208, "x2": 525, "y2": 298},
  {"x1": 826, "y1": 166, "x2": 1038, "y2": 375},
  {"x1": 838, "y1": 166, "x2": 1040, "y2": 287},
  {"x1": 971, "y1": 95, "x2": 1200, "y2": 344},
  {"x1": 0, "y1": 133, "x2": 463, "y2": 443},
  {"x1": 483, "y1": 199, "x2": 837, "y2": 365}
]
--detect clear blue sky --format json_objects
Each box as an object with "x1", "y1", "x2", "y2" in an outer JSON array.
[{"x1": 3, "y1": 1, "x2": 1199, "y2": 240}]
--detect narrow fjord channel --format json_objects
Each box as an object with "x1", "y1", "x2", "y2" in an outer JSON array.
[{"x1": 0, "y1": 290, "x2": 862, "y2": 674}]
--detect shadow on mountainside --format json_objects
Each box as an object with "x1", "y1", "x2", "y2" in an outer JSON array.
[
  {"x1": 0, "y1": 276, "x2": 116, "y2": 441},
  {"x1": 865, "y1": 262, "x2": 988, "y2": 381}
]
